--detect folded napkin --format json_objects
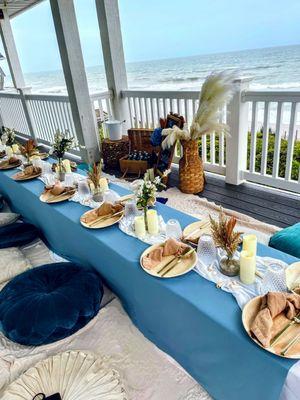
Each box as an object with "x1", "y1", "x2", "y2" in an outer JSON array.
[
  {"x1": 50, "y1": 183, "x2": 65, "y2": 196},
  {"x1": 8, "y1": 156, "x2": 19, "y2": 165},
  {"x1": 143, "y1": 238, "x2": 189, "y2": 270},
  {"x1": 23, "y1": 166, "x2": 41, "y2": 176},
  {"x1": 82, "y1": 202, "x2": 123, "y2": 224},
  {"x1": 251, "y1": 292, "x2": 300, "y2": 347}
]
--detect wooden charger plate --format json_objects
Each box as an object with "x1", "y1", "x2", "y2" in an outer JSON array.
[
  {"x1": 0, "y1": 159, "x2": 22, "y2": 170},
  {"x1": 80, "y1": 208, "x2": 124, "y2": 229},
  {"x1": 182, "y1": 219, "x2": 211, "y2": 244},
  {"x1": 40, "y1": 188, "x2": 76, "y2": 204},
  {"x1": 242, "y1": 295, "x2": 300, "y2": 358},
  {"x1": 140, "y1": 243, "x2": 197, "y2": 278},
  {"x1": 12, "y1": 170, "x2": 42, "y2": 181}
]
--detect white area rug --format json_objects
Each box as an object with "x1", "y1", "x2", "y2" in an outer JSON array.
[{"x1": 0, "y1": 298, "x2": 210, "y2": 400}]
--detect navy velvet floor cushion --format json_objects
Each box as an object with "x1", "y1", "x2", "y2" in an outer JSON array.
[
  {"x1": 0, "y1": 262, "x2": 103, "y2": 346},
  {"x1": 0, "y1": 222, "x2": 39, "y2": 248}
]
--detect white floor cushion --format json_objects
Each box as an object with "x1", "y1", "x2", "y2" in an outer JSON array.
[
  {"x1": 0, "y1": 298, "x2": 210, "y2": 399},
  {"x1": 2, "y1": 350, "x2": 127, "y2": 400},
  {"x1": 0, "y1": 247, "x2": 32, "y2": 289},
  {"x1": 0, "y1": 213, "x2": 19, "y2": 227}
]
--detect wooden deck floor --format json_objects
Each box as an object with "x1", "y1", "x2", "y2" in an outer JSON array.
[{"x1": 169, "y1": 172, "x2": 300, "y2": 228}]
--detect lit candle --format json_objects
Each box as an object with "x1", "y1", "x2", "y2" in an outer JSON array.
[
  {"x1": 62, "y1": 159, "x2": 72, "y2": 173},
  {"x1": 134, "y1": 216, "x2": 146, "y2": 238},
  {"x1": 99, "y1": 177, "x2": 109, "y2": 192},
  {"x1": 5, "y1": 146, "x2": 13, "y2": 158},
  {"x1": 12, "y1": 144, "x2": 19, "y2": 154},
  {"x1": 242, "y1": 234, "x2": 257, "y2": 256},
  {"x1": 240, "y1": 250, "x2": 256, "y2": 285},
  {"x1": 147, "y1": 209, "x2": 159, "y2": 235}
]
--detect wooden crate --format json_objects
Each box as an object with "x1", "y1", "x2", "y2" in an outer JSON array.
[
  {"x1": 127, "y1": 128, "x2": 160, "y2": 153},
  {"x1": 119, "y1": 155, "x2": 148, "y2": 177}
]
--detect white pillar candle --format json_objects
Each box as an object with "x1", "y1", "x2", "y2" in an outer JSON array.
[
  {"x1": 5, "y1": 146, "x2": 13, "y2": 158},
  {"x1": 134, "y1": 216, "x2": 146, "y2": 238},
  {"x1": 240, "y1": 250, "x2": 256, "y2": 285},
  {"x1": 62, "y1": 159, "x2": 72, "y2": 173},
  {"x1": 147, "y1": 209, "x2": 159, "y2": 235},
  {"x1": 99, "y1": 177, "x2": 109, "y2": 192},
  {"x1": 12, "y1": 144, "x2": 19, "y2": 154},
  {"x1": 242, "y1": 234, "x2": 257, "y2": 256}
]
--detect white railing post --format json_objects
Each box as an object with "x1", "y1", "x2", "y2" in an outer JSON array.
[
  {"x1": 95, "y1": 0, "x2": 130, "y2": 131},
  {"x1": 225, "y1": 77, "x2": 252, "y2": 185},
  {"x1": 18, "y1": 88, "x2": 38, "y2": 141}
]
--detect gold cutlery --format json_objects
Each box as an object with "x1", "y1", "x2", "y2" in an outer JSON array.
[
  {"x1": 46, "y1": 189, "x2": 75, "y2": 203},
  {"x1": 270, "y1": 312, "x2": 300, "y2": 346},
  {"x1": 281, "y1": 332, "x2": 300, "y2": 356},
  {"x1": 88, "y1": 210, "x2": 124, "y2": 227},
  {"x1": 158, "y1": 248, "x2": 194, "y2": 277}
]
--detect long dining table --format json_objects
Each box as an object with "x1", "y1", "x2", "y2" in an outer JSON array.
[{"x1": 0, "y1": 165, "x2": 299, "y2": 400}]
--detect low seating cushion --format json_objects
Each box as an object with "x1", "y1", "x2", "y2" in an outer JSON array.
[
  {"x1": 0, "y1": 247, "x2": 32, "y2": 289},
  {"x1": 0, "y1": 213, "x2": 19, "y2": 227},
  {"x1": 0, "y1": 262, "x2": 103, "y2": 346},
  {"x1": 0, "y1": 222, "x2": 39, "y2": 248},
  {"x1": 269, "y1": 223, "x2": 300, "y2": 258}
]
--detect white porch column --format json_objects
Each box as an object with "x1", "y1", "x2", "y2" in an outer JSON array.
[
  {"x1": 95, "y1": 0, "x2": 129, "y2": 128},
  {"x1": 50, "y1": 0, "x2": 99, "y2": 163},
  {"x1": 225, "y1": 78, "x2": 251, "y2": 185},
  {"x1": 0, "y1": 10, "x2": 25, "y2": 89},
  {"x1": 0, "y1": 10, "x2": 38, "y2": 140}
]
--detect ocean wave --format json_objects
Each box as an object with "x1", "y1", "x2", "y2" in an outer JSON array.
[{"x1": 159, "y1": 76, "x2": 200, "y2": 83}]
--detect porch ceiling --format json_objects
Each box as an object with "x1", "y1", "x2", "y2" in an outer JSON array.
[{"x1": 0, "y1": 0, "x2": 43, "y2": 18}]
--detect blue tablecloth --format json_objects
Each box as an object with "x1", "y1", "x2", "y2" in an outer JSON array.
[{"x1": 0, "y1": 168, "x2": 299, "y2": 400}]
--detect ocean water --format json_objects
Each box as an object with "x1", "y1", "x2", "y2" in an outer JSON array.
[{"x1": 9, "y1": 44, "x2": 300, "y2": 95}]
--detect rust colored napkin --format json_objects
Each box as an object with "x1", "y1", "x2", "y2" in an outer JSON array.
[
  {"x1": 143, "y1": 238, "x2": 189, "y2": 270},
  {"x1": 23, "y1": 166, "x2": 41, "y2": 176},
  {"x1": 82, "y1": 202, "x2": 123, "y2": 224},
  {"x1": 50, "y1": 183, "x2": 65, "y2": 196},
  {"x1": 251, "y1": 292, "x2": 300, "y2": 347}
]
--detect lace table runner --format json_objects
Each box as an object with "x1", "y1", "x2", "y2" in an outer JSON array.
[{"x1": 194, "y1": 256, "x2": 288, "y2": 309}]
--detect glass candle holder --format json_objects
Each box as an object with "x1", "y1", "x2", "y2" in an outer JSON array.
[
  {"x1": 124, "y1": 200, "x2": 138, "y2": 220},
  {"x1": 260, "y1": 263, "x2": 287, "y2": 294},
  {"x1": 165, "y1": 219, "x2": 182, "y2": 240},
  {"x1": 64, "y1": 173, "x2": 74, "y2": 188},
  {"x1": 197, "y1": 234, "x2": 216, "y2": 267},
  {"x1": 78, "y1": 180, "x2": 91, "y2": 199}
]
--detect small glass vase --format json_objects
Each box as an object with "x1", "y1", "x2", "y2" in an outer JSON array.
[
  {"x1": 92, "y1": 187, "x2": 103, "y2": 202},
  {"x1": 143, "y1": 206, "x2": 148, "y2": 231},
  {"x1": 218, "y1": 249, "x2": 240, "y2": 277},
  {"x1": 57, "y1": 159, "x2": 65, "y2": 182}
]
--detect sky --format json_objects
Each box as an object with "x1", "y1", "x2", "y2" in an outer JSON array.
[{"x1": 0, "y1": 0, "x2": 299, "y2": 74}]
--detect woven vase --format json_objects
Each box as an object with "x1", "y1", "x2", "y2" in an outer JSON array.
[{"x1": 179, "y1": 139, "x2": 205, "y2": 194}]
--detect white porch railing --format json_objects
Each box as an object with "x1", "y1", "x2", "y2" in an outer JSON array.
[
  {"x1": 0, "y1": 86, "x2": 299, "y2": 194},
  {"x1": 0, "y1": 89, "x2": 113, "y2": 156},
  {"x1": 122, "y1": 89, "x2": 226, "y2": 176},
  {"x1": 122, "y1": 87, "x2": 300, "y2": 194}
]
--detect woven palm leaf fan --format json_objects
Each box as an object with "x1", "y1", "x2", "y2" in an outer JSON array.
[{"x1": 2, "y1": 351, "x2": 128, "y2": 400}]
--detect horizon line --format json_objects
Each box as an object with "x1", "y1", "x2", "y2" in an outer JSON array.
[{"x1": 21, "y1": 42, "x2": 300, "y2": 76}]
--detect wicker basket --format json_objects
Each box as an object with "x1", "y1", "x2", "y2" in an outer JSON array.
[{"x1": 179, "y1": 139, "x2": 205, "y2": 194}]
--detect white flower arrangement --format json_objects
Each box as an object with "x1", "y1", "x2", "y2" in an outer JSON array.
[
  {"x1": 134, "y1": 169, "x2": 170, "y2": 209},
  {"x1": 161, "y1": 71, "x2": 237, "y2": 149}
]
